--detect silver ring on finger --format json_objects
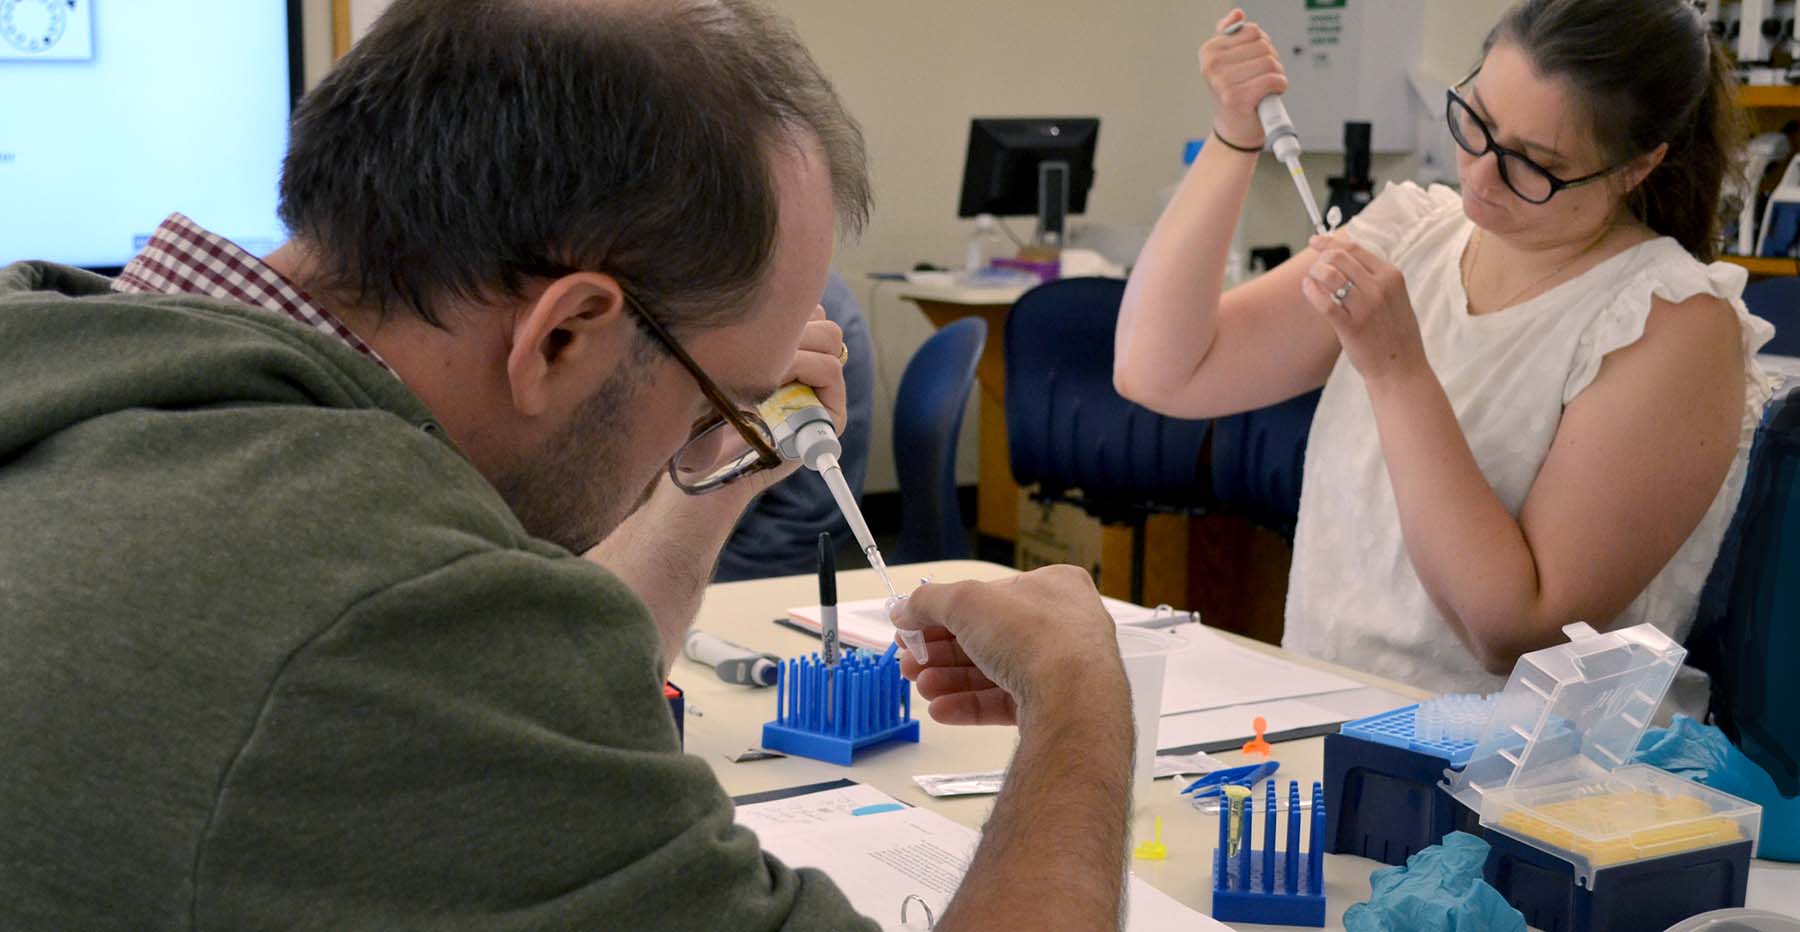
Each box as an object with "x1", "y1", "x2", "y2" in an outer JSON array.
[{"x1": 1331, "y1": 280, "x2": 1354, "y2": 305}]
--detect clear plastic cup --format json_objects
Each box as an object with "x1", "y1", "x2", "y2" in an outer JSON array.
[{"x1": 1116, "y1": 626, "x2": 1184, "y2": 810}]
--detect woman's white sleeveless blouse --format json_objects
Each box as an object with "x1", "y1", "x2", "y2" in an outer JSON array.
[{"x1": 1282, "y1": 182, "x2": 1776, "y2": 697}]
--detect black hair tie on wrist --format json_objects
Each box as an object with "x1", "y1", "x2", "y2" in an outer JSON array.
[{"x1": 1211, "y1": 128, "x2": 1263, "y2": 154}]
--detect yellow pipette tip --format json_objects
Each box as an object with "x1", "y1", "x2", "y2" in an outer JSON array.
[{"x1": 1223, "y1": 784, "x2": 1253, "y2": 857}]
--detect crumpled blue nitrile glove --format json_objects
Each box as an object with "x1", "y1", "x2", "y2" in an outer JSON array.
[
  {"x1": 1635, "y1": 714, "x2": 1733, "y2": 782},
  {"x1": 1343, "y1": 832, "x2": 1526, "y2": 932},
  {"x1": 1637, "y1": 714, "x2": 1800, "y2": 861}
]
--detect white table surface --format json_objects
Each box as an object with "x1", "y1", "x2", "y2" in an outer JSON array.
[
  {"x1": 680, "y1": 559, "x2": 1798, "y2": 929},
  {"x1": 894, "y1": 281, "x2": 1031, "y2": 306}
]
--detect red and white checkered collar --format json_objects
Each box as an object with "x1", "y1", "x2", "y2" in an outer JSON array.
[{"x1": 112, "y1": 213, "x2": 395, "y2": 376}]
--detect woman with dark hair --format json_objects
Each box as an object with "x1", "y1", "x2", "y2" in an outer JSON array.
[{"x1": 1115, "y1": 0, "x2": 1776, "y2": 700}]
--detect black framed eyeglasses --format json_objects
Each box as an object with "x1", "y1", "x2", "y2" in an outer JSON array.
[
  {"x1": 615, "y1": 289, "x2": 784, "y2": 494},
  {"x1": 1446, "y1": 68, "x2": 1627, "y2": 205}
]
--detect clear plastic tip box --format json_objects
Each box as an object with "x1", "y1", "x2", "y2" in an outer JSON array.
[{"x1": 1444, "y1": 623, "x2": 1762, "y2": 931}]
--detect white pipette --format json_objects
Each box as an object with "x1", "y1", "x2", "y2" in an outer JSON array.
[
  {"x1": 1223, "y1": 21, "x2": 1332, "y2": 236},
  {"x1": 757, "y1": 383, "x2": 930, "y2": 662}
]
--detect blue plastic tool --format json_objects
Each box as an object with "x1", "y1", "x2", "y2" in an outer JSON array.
[
  {"x1": 1212, "y1": 780, "x2": 1327, "y2": 927},
  {"x1": 760, "y1": 649, "x2": 920, "y2": 766},
  {"x1": 1181, "y1": 760, "x2": 1280, "y2": 798}
]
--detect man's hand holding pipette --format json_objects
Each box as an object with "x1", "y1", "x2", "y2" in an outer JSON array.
[
  {"x1": 585, "y1": 305, "x2": 847, "y2": 677},
  {"x1": 886, "y1": 567, "x2": 1135, "y2": 932},
  {"x1": 889, "y1": 566, "x2": 1123, "y2": 727}
]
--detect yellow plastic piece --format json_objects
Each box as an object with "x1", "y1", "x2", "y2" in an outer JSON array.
[
  {"x1": 753, "y1": 382, "x2": 827, "y2": 425},
  {"x1": 1498, "y1": 790, "x2": 1745, "y2": 867},
  {"x1": 1242, "y1": 716, "x2": 1273, "y2": 758},
  {"x1": 1134, "y1": 816, "x2": 1168, "y2": 861},
  {"x1": 1223, "y1": 784, "x2": 1253, "y2": 857}
]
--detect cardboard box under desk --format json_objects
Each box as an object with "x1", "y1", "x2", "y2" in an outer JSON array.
[
  {"x1": 1013, "y1": 491, "x2": 1102, "y2": 583},
  {"x1": 1012, "y1": 489, "x2": 1196, "y2": 609}
]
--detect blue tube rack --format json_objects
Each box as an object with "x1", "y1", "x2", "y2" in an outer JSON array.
[
  {"x1": 1212, "y1": 780, "x2": 1327, "y2": 928},
  {"x1": 761, "y1": 650, "x2": 919, "y2": 766},
  {"x1": 1340, "y1": 704, "x2": 1480, "y2": 766}
]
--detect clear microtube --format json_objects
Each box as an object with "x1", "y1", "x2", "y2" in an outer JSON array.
[{"x1": 1416, "y1": 693, "x2": 1495, "y2": 744}]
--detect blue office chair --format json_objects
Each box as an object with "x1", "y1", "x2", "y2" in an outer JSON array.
[
  {"x1": 1742, "y1": 276, "x2": 1800, "y2": 357},
  {"x1": 1004, "y1": 277, "x2": 1212, "y2": 602},
  {"x1": 1207, "y1": 389, "x2": 1322, "y2": 540},
  {"x1": 1688, "y1": 388, "x2": 1800, "y2": 800},
  {"x1": 891, "y1": 317, "x2": 987, "y2": 564}
]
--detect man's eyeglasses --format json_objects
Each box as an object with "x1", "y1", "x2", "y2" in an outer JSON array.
[
  {"x1": 1446, "y1": 68, "x2": 1627, "y2": 205},
  {"x1": 616, "y1": 289, "x2": 784, "y2": 493}
]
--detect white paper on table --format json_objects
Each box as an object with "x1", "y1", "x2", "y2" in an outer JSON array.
[
  {"x1": 1157, "y1": 685, "x2": 1411, "y2": 753},
  {"x1": 786, "y1": 599, "x2": 903, "y2": 651},
  {"x1": 735, "y1": 783, "x2": 908, "y2": 832},
  {"x1": 914, "y1": 751, "x2": 1228, "y2": 799},
  {"x1": 739, "y1": 784, "x2": 1225, "y2": 931},
  {"x1": 787, "y1": 608, "x2": 1370, "y2": 718},
  {"x1": 786, "y1": 596, "x2": 1174, "y2": 652},
  {"x1": 1156, "y1": 622, "x2": 1365, "y2": 716}
]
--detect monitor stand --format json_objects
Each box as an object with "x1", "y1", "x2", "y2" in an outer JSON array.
[{"x1": 1036, "y1": 160, "x2": 1070, "y2": 247}]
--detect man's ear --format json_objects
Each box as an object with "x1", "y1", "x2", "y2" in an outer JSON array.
[{"x1": 505, "y1": 272, "x2": 634, "y2": 418}]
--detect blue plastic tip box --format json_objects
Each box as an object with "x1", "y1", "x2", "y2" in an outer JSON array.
[
  {"x1": 1444, "y1": 623, "x2": 1765, "y2": 932},
  {"x1": 1325, "y1": 704, "x2": 1482, "y2": 866},
  {"x1": 1484, "y1": 828, "x2": 1754, "y2": 932}
]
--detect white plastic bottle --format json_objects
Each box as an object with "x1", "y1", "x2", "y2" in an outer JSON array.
[{"x1": 964, "y1": 213, "x2": 1002, "y2": 275}]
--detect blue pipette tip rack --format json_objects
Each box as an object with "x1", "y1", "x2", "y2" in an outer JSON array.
[
  {"x1": 760, "y1": 649, "x2": 919, "y2": 766},
  {"x1": 1340, "y1": 703, "x2": 1479, "y2": 767},
  {"x1": 1211, "y1": 780, "x2": 1327, "y2": 928}
]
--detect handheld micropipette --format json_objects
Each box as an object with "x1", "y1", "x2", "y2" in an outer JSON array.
[
  {"x1": 756, "y1": 382, "x2": 930, "y2": 662},
  {"x1": 1222, "y1": 20, "x2": 1338, "y2": 237}
]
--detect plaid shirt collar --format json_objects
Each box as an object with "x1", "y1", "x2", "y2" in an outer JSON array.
[{"x1": 112, "y1": 213, "x2": 395, "y2": 376}]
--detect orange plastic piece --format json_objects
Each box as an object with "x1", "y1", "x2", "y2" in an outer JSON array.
[{"x1": 1242, "y1": 716, "x2": 1273, "y2": 757}]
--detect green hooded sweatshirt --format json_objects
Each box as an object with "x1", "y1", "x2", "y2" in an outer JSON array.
[{"x1": 0, "y1": 262, "x2": 875, "y2": 931}]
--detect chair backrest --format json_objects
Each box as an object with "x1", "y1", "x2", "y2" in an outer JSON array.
[
  {"x1": 1688, "y1": 388, "x2": 1800, "y2": 797},
  {"x1": 1208, "y1": 388, "x2": 1322, "y2": 538},
  {"x1": 891, "y1": 317, "x2": 986, "y2": 563},
  {"x1": 1003, "y1": 277, "x2": 1210, "y2": 522},
  {"x1": 1742, "y1": 276, "x2": 1800, "y2": 357}
]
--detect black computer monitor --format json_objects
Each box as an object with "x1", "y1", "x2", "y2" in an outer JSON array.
[
  {"x1": 957, "y1": 117, "x2": 1099, "y2": 245},
  {"x1": 0, "y1": 1, "x2": 305, "y2": 272}
]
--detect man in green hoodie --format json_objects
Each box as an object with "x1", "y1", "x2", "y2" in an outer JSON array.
[{"x1": 0, "y1": 0, "x2": 1135, "y2": 929}]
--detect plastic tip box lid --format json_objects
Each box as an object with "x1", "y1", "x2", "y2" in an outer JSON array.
[
  {"x1": 1442, "y1": 623, "x2": 1764, "y2": 884},
  {"x1": 1443, "y1": 622, "x2": 1685, "y2": 813}
]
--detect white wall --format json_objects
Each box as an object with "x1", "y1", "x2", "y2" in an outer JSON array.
[
  {"x1": 771, "y1": 0, "x2": 1516, "y2": 492},
  {"x1": 300, "y1": 0, "x2": 1517, "y2": 494},
  {"x1": 301, "y1": 0, "x2": 332, "y2": 88}
]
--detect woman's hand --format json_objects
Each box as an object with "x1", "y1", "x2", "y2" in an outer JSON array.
[
  {"x1": 1199, "y1": 9, "x2": 1288, "y2": 149},
  {"x1": 1300, "y1": 233, "x2": 1430, "y2": 387}
]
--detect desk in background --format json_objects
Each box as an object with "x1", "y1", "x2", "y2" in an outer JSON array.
[{"x1": 896, "y1": 282, "x2": 1029, "y2": 549}]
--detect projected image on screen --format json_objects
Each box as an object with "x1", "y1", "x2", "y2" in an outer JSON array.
[{"x1": 0, "y1": 1, "x2": 297, "y2": 269}]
